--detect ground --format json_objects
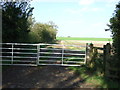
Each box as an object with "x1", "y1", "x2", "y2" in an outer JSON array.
[
  {"x1": 2, "y1": 40, "x2": 113, "y2": 89},
  {"x1": 2, "y1": 66, "x2": 85, "y2": 88}
]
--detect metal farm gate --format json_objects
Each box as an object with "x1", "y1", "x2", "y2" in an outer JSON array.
[{"x1": 0, "y1": 43, "x2": 87, "y2": 66}]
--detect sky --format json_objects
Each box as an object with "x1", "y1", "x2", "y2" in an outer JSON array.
[{"x1": 30, "y1": 0, "x2": 120, "y2": 38}]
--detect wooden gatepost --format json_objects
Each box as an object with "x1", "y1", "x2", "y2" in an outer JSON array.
[
  {"x1": 103, "y1": 43, "x2": 111, "y2": 77},
  {"x1": 86, "y1": 43, "x2": 93, "y2": 66},
  {"x1": 86, "y1": 43, "x2": 97, "y2": 67}
]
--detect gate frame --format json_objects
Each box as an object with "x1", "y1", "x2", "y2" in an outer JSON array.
[{"x1": 0, "y1": 43, "x2": 87, "y2": 66}]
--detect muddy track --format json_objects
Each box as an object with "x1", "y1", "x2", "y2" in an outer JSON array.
[{"x1": 2, "y1": 66, "x2": 85, "y2": 89}]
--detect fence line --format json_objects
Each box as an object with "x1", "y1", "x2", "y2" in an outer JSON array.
[{"x1": 87, "y1": 43, "x2": 119, "y2": 80}]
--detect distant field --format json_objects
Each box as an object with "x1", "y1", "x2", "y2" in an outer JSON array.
[{"x1": 57, "y1": 37, "x2": 112, "y2": 41}]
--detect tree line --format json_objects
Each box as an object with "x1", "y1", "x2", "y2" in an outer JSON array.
[{"x1": 1, "y1": 1, "x2": 57, "y2": 43}]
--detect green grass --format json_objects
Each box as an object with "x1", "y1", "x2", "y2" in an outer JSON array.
[
  {"x1": 69, "y1": 66, "x2": 119, "y2": 88},
  {"x1": 68, "y1": 54, "x2": 119, "y2": 88},
  {"x1": 57, "y1": 37, "x2": 112, "y2": 41}
]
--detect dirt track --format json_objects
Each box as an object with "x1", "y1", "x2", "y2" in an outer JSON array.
[{"x1": 2, "y1": 66, "x2": 85, "y2": 88}]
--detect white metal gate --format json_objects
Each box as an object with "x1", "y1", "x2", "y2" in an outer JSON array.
[{"x1": 0, "y1": 43, "x2": 87, "y2": 66}]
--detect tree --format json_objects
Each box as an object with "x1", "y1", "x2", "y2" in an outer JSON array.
[
  {"x1": 107, "y1": 1, "x2": 120, "y2": 79},
  {"x1": 30, "y1": 22, "x2": 58, "y2": 43},
  {"x1": 1, "y1": 1, "x2": 34, "y2": 42}
]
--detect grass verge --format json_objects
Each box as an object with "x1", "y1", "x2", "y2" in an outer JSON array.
[{"x1": 69, "y1": 65, "x2": 119, "y2": 88}]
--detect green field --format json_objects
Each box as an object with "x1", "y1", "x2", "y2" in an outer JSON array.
[{"x1": 57, "y1": 37, "x2": 112, "y2": 41}]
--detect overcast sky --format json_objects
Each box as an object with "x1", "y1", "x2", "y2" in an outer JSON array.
[{"x1": 30, "y1": 0, "x2": 119, "y2": 38}]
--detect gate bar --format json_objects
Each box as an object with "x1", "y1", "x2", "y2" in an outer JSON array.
[
  {"x1": 11, "y1": 43, "x2": 14, "y2": 64},
  {"x1": 37, "y1": 45, "x2": 40, "y2": 65},
  {"x1": 84, "y1": 43, "x2": 88, "y2": 64},
  {"x1": 62, "y1": 45, "x2": 64, "y2": 65}
]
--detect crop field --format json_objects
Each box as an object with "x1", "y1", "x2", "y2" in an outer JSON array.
[
  {"x1": 57, "y1": 37, "x2": 113, "y2": 47},
  {"x1": 57, "y1": 37, "x2": 112, "y2": 41}
]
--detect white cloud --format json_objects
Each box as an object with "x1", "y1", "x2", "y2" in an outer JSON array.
[
  {"x1": 79, "y1": 0, "x2": 95, "y2": 5},
  {"x1": 98, "y1": 0, "x2": 119, "y2": 3},
  {"x1": 30, "y1": 0, "x2": 119, "y2": 4},
  {"x1": 99, "y1": 0, "x2": 119, "y2": 8},
  {"x1": 66, "y1": 7, "x2": 102, "y2": 14},
  {"x1": 78, "y1": 0, "x2": 119, "y2": 6},
  {"x1": 31, "y1": 0, "x2": 79, "y2": 2}
]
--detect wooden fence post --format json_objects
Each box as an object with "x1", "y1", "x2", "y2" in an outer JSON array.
[
  {"x1": 103, "y1": 45, "x2": 106, "y2": 74},
  {"x1": 86, "y1": 43, "x2": 94, "y2": 65},
  {"x1": 104, "y1": 43, "x2": 111, "y2": 77}
]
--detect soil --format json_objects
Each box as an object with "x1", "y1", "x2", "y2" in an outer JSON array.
[{"x1": 2, "y1": 65, "x2": 87, "y2": 89}]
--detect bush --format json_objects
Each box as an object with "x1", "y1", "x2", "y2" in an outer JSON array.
[{"x1": 30, "y1": 22, "x2": 57, "y2": 43}]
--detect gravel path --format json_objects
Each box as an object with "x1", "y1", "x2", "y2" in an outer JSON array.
[{"x1": 2, "y1": 66, "x2": 84, "y2": 89}]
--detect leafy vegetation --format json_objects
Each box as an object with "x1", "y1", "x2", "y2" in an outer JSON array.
[
  {"x1": 57, "y1": 37, "x2": 112, "y2": 41},
  {"x1": 1, "y1": 1, "x2": 58, "y2": 43},
  {"x1": 28, "y1": 21, "x2": 58, "y2": 43},
  {"x1": 1, "y1": 1, "x2": 34, "y2": 43},
  {"x1": 106, "y1": 1, "x2": 120, "y2": 80}
]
